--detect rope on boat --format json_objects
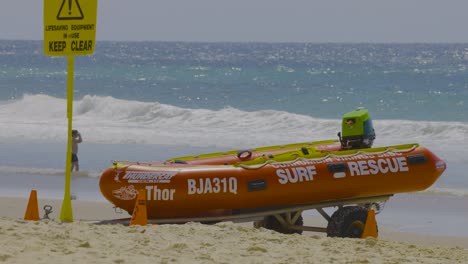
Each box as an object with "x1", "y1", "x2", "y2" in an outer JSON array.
[{"x1": 237, "y1": 144, "x2": 418, "y2": 170}]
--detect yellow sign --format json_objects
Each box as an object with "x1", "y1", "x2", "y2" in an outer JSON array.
[{"x1": 44, "y1": 0, "x2": 98, "y2": 56}]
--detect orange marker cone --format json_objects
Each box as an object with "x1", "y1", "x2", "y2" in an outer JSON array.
[
  {"x1": 362, "y1": 208, "x2": 378, "y2": 239},
  {"x1": 24, "y1": 190, "x2": 40, "y2": 221},
  {"x1": 129, "y1": 189, "x2": 148, "y2": 226}
]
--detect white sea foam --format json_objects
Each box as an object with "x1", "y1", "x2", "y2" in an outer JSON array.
[
  {"x1": 0, "y1": 165, "x2": 64, "y2": 176},
  {"x1": 423, "y1": 187, "x2": 468, "y2": 197},
  {"x1": 0, "y1": 95, "x2": 466, "y2": 194},
  {"x1": 0, "y1": 165, "x2": 101, "y2": 178},
  {"x1": 0, "y1": 94, "x2": 466, "y2": 162}
]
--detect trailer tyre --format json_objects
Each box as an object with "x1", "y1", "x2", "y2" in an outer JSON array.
[
  {"x1": 326, "y1": 206, "x2": 376, "y2": 238},
  {"x1": 255, "y1": 212, "x2": 304, "y2": 235}
]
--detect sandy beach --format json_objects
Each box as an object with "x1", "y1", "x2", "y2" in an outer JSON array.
[{"x1": 0, "y1": 196, "x2": 467, "y2": 264}]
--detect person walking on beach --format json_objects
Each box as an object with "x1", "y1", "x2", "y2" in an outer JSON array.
[{"x1": 71, "y1": 129, "x2": 82, "y2": 172}]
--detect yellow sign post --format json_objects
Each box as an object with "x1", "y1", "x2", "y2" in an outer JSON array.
[{"x1": 44, "y1": 0, "x2": 98, "y2": 222}]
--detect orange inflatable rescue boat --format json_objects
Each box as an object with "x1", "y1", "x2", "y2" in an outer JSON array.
[{"x1": 99, "y1": 109, "x2": 446, "y2": 238}]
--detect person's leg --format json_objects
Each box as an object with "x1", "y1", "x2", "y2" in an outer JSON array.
[{"x1": 71, "y1": 154, "x2": 78, "y2": 171}]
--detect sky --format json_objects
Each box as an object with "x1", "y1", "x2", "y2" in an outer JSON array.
[{"x1": 1, "y1": 0, "x2": 468, "y2": 43}]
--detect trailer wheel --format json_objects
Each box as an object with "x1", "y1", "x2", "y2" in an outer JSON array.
[
  {"x1": 326, "y1": 206, "x2": 376, "y2": 238},
  {"x1": 255, "y1": 212, "x2": 303, "y2": 234}
]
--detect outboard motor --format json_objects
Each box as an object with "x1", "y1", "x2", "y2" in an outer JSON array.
[{"x1": 338, "y1": 108, "x2": 376, "y2": 150}]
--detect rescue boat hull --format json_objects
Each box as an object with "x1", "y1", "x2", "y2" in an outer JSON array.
[{"x1": 99, "y1": 143, "x2": 446, "y2": 220}]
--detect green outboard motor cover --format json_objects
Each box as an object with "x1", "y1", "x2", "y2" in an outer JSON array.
[{"x1": 341, "y1": 108, "x2": 375, "y2": 149}]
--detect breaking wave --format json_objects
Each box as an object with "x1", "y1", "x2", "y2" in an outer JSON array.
[{"x1": 0, "y1": 94, "x2": 466, "y2": 161}]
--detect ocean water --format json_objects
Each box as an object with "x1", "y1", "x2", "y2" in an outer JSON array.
[
  {"x1": 2, "y1": 41, "x2": 468, "y2": 121},
  {"x1": 1, "y1": 40, "x2": 467, "y2": 236},
  {"x1": 1, "y1": 40, "x2": 467, "y2": 190}
]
